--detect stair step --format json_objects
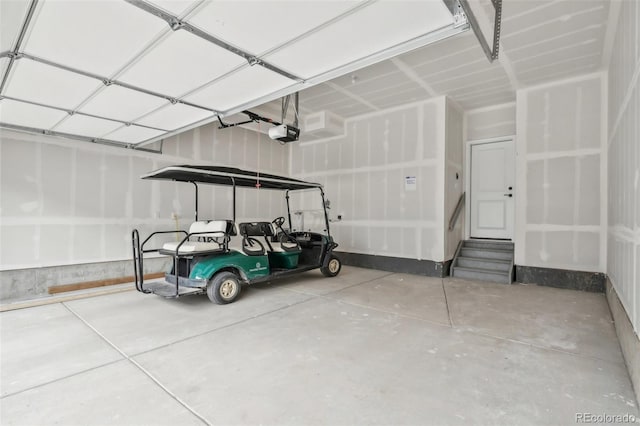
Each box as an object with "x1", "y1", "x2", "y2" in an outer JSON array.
[
  {"x1": 464, "y1": 240, "x2": 514, "y2": 251},
  {"x1": 456, "y1": 256, "x2": 511, "y2": 272},
  {"x1": 460, "y1": 247, "x2": 513, "y2": 260},
  {"x1": 452, "y1": 266, "x2": 512, "y2": 284}
]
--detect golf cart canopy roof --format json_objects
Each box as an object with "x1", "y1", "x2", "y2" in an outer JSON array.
[{"x1": 141, "y1": 165, "x2": 322, "y2": 191}]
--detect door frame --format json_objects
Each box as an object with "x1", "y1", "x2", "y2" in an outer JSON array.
[{"x1": 464, "y1": 135, "x2": 516, "y2": 240}]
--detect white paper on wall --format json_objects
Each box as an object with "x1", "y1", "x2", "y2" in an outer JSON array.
[{"x1": 405, "y1": 176, "x2": 417, "y2": 192}]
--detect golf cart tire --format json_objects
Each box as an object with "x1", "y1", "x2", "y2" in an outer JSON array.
[
  {"x1": 321, "y1": 254, "x2": 342, "y2": 277},
  {"x1": 207, "y1": 271, "x2": 241, "y2": 304}
]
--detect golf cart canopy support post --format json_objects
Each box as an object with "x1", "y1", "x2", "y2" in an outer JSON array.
[{"x1": 192, "y1": 182, "x2": 198, "y2": 222}]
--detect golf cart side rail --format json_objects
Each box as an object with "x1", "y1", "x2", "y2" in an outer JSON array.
[
  {"x1": 132, "y1": 228, "x2": 229, "y2": 296},
  {"x1": 133, "y1": 229, "x2": 187, "y2": 293}
]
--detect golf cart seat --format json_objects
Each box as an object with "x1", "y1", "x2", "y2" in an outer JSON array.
[
  {"x1": 161, "y1": 220, "x2": 231, "y2": 255},
  {"x1": 226, "y1": 222, "x2": 266, "y2": 256},
  {"x1": 235, "y1": 221, "x2": 302, "y2": 269}
]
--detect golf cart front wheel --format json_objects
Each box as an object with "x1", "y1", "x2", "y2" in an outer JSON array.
[
  {"x1": 321, "y1": 255, "x2": 342, "y2": 277},
  {"x1": 207, "y1": 271, "x2": 241, "y2": 304}
]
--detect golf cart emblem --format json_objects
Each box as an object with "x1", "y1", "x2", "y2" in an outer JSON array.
[{"x1": 250, "y1": 262, "x2": 267, "y2": 273}]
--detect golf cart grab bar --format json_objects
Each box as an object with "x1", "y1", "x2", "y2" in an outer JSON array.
[
  {"x1": 132, "y1": 229, "x2": 149, "y2": 293},
  {"x1": 132, "y1": 229, "x2": 188, "y2": 293},
  {"x1": 140, "y1": 230, "x2": 188, "y2": 253}
]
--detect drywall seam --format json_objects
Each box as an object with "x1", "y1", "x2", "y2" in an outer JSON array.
[
  {"x1": 446, "y1": 159, "x2": 462, "y2": 169},
  {"x1": 541, "y1": 92, "x2": 550, "y2": 266},
  {"x1": 324, "y1": 81, "x2": 379, "y2": 111},
  {"x1": 525, "y1": 148, "x2": 602, "y2": 161},
  {"x1": 608, "y1": 60, "x2": 640, "y2": 145},
  {"x1": 607, "y1": 226, "x2": 638, "y2": 241},
  {"x1": 295, "y1": 159, "x2": 439, "y2": 178},
  {"x1": 437, "y1": 97, "x2": 446, "y2": 262},
  {"x1": 526, "y1": 224, "x2": 602, "y2": 232},
  {"x1": 315, "y1": 97, "x2": 444, "y2": 127},
  {"x1": 600, "y1": 71, "x2": 608, "y2": 273},
  {"x1": 518, "y1": 3, "x2": 607, "y2": 33},
  {"x1": 69, "y1": 148, "x2": 77, "y2": 262},
  {"x1": 497, "y1": 48, "x2": 520, "y2": 91},
  {"x1": 391, "y1": 57, "x2": 437, "y2": 97},
  {"x1": 464, "y1": 101, "x2": 516, "y2": 115},
  {"x1": 298, "y1": 134, "x2": 345, "y2": 147},
  {"x1": 601, "y1": 0, "x2": 623, "y2": 70},
  {"x1": 573, "y1": 87, "x2": 583, "y2": 265},
  {"x1": 34, "y1": 142, "x2": 42, "y2": 263},
  {"x1": 336, "y1": 219, "x2": 440, "y2": 228},
  {"x1": 417, "y1": 103, "x2": 425, "y2": 259},
  {"x1": 366, "y1": 123, "x2": 371, "y2": 253},
  {"x1": 518, "y1": 54, "x2": 601, "y2": 81},
  {"x1": 572, "y1": 157, "x2": 581, "y2": 264},
  {"x1": 514, "y1": 91, "x2": 527, "y2": 265},
  {"x1": 518, "y1": 71, "x2": 605, "y2": 94}
]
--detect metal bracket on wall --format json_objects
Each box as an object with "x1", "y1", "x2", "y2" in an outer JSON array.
[{"x1": 456, "y1": 0, "x2": 502, "y2": 62}]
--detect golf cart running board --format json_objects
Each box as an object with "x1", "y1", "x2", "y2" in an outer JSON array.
[
  {"x1": 249, "y1": 264, "x2": 320, "y2": 284},
  {"x1": 145, "y1": 281, "x2": 205, "y2": 298}
]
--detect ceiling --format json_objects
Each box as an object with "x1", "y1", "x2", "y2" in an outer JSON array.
[
  {"x1": 296, "y1": 0, "x2": 611, "y2": 118},
  {"x1": 0, "y1": 0, "x2": 612, "y2": 147},
  {"x1": 0, "y1": 0, "x2": 470, "y2": 147}
]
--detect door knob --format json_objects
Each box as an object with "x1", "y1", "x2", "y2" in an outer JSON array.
[{"x1": 504, "y1": 194, "x2": 513, "y2": 197}]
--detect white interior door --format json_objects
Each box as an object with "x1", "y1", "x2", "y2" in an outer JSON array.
[{"x1": 470, "y1": 140, "x2": 515, "y2": 240}]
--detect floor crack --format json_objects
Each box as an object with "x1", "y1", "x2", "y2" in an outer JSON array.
[
  {"x1": 441, "y1": 278, "x2": 454, "y2": 327},
  {"x1": 61, "y1": 302, "x2": 212, "y2": 426}
]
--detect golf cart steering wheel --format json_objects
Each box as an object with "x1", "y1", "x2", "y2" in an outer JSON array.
[
  {"x1": 272, "y1": 216, "x2": 296, "y2": 243},
  {"x1": 272, "y1": 216, "x2": 286, "y2": 228}
]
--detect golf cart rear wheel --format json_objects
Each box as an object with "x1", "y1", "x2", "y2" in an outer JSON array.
[
  {"x1": 207, "y1": 271, "x2": 241, "y2": 304},
  {"x1": 321, "y1": 255, "x2": 341, "y2": 277}
]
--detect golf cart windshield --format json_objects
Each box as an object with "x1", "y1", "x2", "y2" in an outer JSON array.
[{"x1": 288, "y1": 188, "x2": 330, "y2": 234}]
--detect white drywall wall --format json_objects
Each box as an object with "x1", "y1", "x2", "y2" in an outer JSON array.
[
  {"x1": 515, "y1": 73, "x2": 607, "y2": 273},
  {"x1": 606, "y1": 0, "x2": 639, "y2": 333},
  {"x1": 444, "y1": 99, "x2": 464, "y2": 260},
  {"x1": 290, "y1": 97, "x2": 448, "y2": 262},
  {"x1": 465, "y1": 103, "x2": 516, "y2": 142},
  {"x1": 0, "y1": 123, "x2": 289, "y2": 270}
]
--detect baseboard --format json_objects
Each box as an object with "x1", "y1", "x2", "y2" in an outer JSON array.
[
  {"x1": 606, "y1": 278, "x2": 640, "y2": 407},
  {"x1": 334, "y1": 251, "x2": 450, "y2": 278},
  {"x1": 515, "y1": 265, "x2": 606, "y2": 293}
]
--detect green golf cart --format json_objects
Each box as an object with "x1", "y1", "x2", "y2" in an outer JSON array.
[{"x1": 131, "y1": 165, "x2": 341, "y2": 304}]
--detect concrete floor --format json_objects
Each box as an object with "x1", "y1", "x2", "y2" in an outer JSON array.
[{"x1": 1, "y1": 266, "x2": 638, "y2": 425}]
